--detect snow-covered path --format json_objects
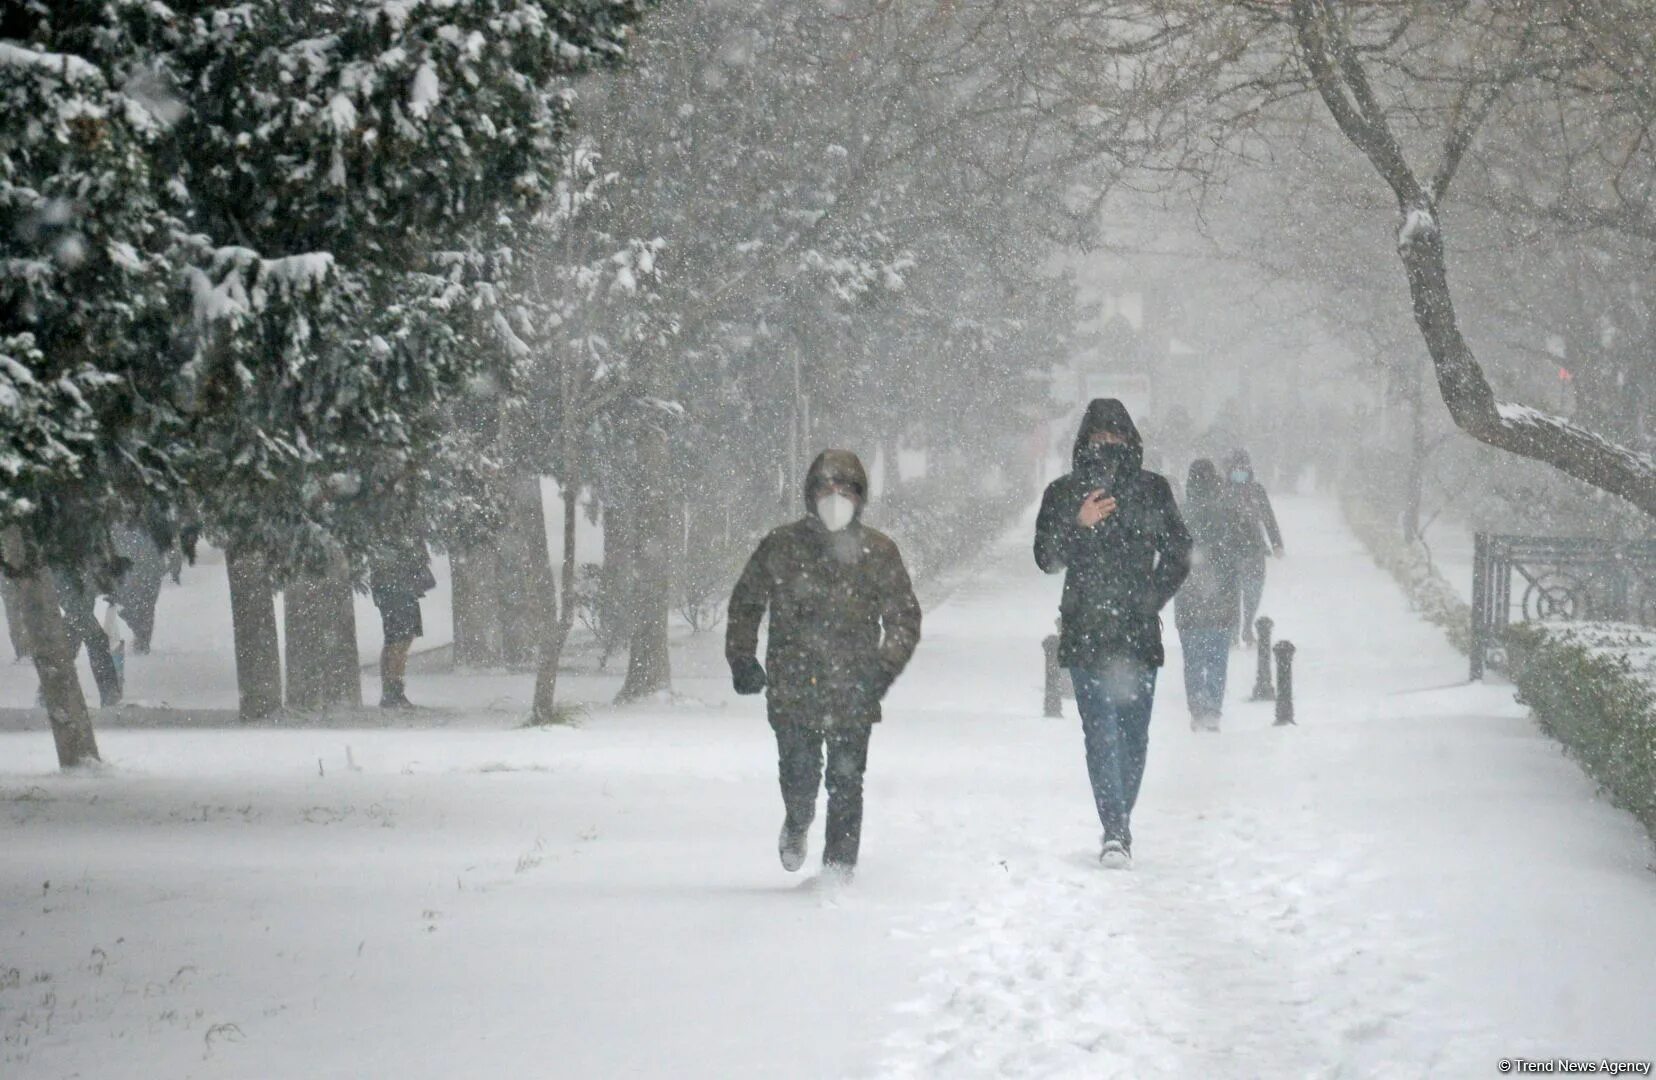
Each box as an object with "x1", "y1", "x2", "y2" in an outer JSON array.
[
  {"x1": 878, "y1": 498, "x2": 1656, "y2": 1076},
  {"x1": 3, "y1": 497, "x2": 1654, "y2": 1078}
]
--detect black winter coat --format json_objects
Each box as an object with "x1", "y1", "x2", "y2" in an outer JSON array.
[
  {"x1": 1174, "y1": 497, "x2": 1249, "y2": 635},
  {"x1": 1229, "y1": 482, "x2": 1281, "y2": 557},
  {"x1": 369, "y1": 544, "x2": 435, "y2": 606},
  {"x1": 1035, "y1": 411, "x2": 1192, "y2": 669}
]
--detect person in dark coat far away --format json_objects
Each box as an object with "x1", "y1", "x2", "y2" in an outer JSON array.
[
  {"x1": 53, "y1": 569, "x2": 123, "y2": 707},
  {"x1": 1222, "y1": 448, "x2": 1283, "y2": 647},
  {"x1": 369, "y1": 541, "x2": 436, "y2": 709},
  {"x1": 726, "y1": 450, "x2": 922, "y2": 884},
  {"x1": 1175, "y1": 459, "x2": 1249, "y2": 732},
  {"x1": 1035, "y1": 399, "x2": 1192, "y2": 869}
]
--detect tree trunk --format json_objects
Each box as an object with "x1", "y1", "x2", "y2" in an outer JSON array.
[
  {"x1": 226, "y1": 546, "x2": 282, "y2": 720},
  {"x1": 500, "y1": 476, "x2": 553, "y2": 670},
  {"x1": 451, "y1": 546, "x2": 504, "y2": 668},
  {"x1": 1, "y1": 528, "x2": 99, "y2": 768},
  {"x1": 283, "y1": 554, "x2": 360, "y2": 710},
  {"x1": 597, "y1": 504, "x2": 632, "y2": 668},
  {"x1": 530, "y1": 480, "x2": 583, "y2": 724},
  {"x1": 1403, "y1": 360, "x2": 1426, "y2": 542},
  {"x1": 284, "y1": 574, "x2": 326, "y2": 710},
  {"x1": 883, "y1": 431, "x2": 902, "y2": 497},
  {"x1": 617, "y1": 421, "x2": 674, "y2": 703},
  {"x1": 322, "y1": 555, "x2": 362, "y2": 707}
]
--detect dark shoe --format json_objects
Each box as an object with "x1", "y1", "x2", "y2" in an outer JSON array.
[
  {"x1": 779, "y1": 821, "x2": 808, "y2": 873},
  {"x1": 380, "y1": 680, "x2": 415, "y2": 709}
]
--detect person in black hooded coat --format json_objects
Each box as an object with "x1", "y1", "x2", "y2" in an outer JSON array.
[{"x1": 1035, "y1": 399, "x2": 1191, "y2": 866}]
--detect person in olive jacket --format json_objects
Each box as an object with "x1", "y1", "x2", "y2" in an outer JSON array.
[
  {"x1": 726, "y1": 450, "x2": 922, "y2": 883},
  {"x1": 1035, "y1": 399, "x2": 1191, "y2": 868}
]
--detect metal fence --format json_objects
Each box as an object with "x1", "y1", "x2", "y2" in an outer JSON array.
[{"x1": 1470, "y1": 532, "x2": 1656, "y2": 678}]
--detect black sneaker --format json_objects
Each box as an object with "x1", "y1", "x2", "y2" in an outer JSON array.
[
  {"x1": 1099, "y1": 839, "x2": 1132, "y2": 869},
  {"x1": 779, "y1": 822, "x2": 808, "y2": 872}
]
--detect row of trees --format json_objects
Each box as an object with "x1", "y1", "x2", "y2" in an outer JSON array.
[
  {"x1": 5, "y1": 1, "x2": 1145, "y2": 765},
  {"x1": 2, "y1": 1, "x2": 651, "y2": 764},
  {"x1": 20, "y1": 1, "x2": 1656, "y2": 769},
  {"x1": 424, "y1": 0, "x2": 1191, "y2": 715}
]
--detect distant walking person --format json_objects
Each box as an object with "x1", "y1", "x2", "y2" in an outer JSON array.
[
  {"x1": 1176, "y1": 460, "x2": 1248, "y2": 732},
  {"x1": 1, "y1": 575, "x2": 29, "y2": 661},
  {"x1": 369, "y1": 541, "x2": 436, "y2": 709},
  {"x1": 726, "y1": 451, "x2": 921, "y2": 884},
  {"x1": 52, "y1": 570, "x2": 123, "y2": 707},
  {"x1": 1223, "y1": 449, "x2": 1283, "y2": 647},
  {"x1": 112, "y1": 523, "x2": 167, "y2": 654},
  {"x1": 1036, "y1": 400, "x2": 1191, "y2": 868}
]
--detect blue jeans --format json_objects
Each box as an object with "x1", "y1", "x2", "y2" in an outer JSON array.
[
  {"x1": 1180, "y1": 629, "x2": 1230, "y2": 717},
  {"x1": 1069, "y1": 662, "x2": 1159, "y2": 848}
]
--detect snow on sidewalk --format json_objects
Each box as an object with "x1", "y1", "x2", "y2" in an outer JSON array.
[
  {"x1": 2, "y1": 496, "x2": 1653, "y2": 1079},
  {"x1": 876, "y1": 496, "x2": 1656, "y2": 1078}
]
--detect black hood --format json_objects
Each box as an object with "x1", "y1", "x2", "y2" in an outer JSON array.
[
  {"x1": 804, "y1": 449, "x2": 869, "y2": 505},
  {"x1": 1071, "y1": 398, "x2": 1144, "y2": 474},
  {"x1": 1185, "y1": 458, "x2": 1222, "y2": 503}
]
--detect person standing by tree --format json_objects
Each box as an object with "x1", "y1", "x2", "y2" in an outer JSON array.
[
  {"x1": 1222, "y1": 449, "x2": 1284, "y2": 647},
  {"x1": 726, "y1": 450, "x2": 922, "y2": 885},
  {"x1": 369, "y1": 541, "x2": 436, "y2": 709},
  {"x1": 1176, "y1": 460, "x2": 1248, "y2": 732},
  {"x1": 1035, "y1": 399, "x2": 1191, "y2": 868}
]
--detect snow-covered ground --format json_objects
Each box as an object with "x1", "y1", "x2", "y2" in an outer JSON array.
[{"x1": 3, "y1": 497, "x2": 1653, "y2": 1078}]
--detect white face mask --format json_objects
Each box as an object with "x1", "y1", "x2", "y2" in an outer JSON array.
[
  {"x1": 1230, "y1": 469, "x2": 1249, "y2": 484},
  {"x1": 816, "y1": 493, "x2": 857, "y2": 532}
]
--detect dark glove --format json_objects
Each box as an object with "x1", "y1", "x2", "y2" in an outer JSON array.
[
  {"x1": 862, "y1": 661, "x2": 898, "y2": 701},
  {"x1": 731, "y1": 656, "x2": 767, "y2": 696}
]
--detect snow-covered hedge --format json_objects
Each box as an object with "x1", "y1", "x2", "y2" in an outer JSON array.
[
  {"x1": 1343, "y1": 496, "x2": 1656, "y2": 841},
  {"x1": 875, "y1": 483, "x2": 1026, "y2": 589},
  {"x1": 1505, "y1": 623, "x2": 1656, "y2": 840},
  {"x1": 1340, "y1": 493, "x2": 1472, "y2": 654}
]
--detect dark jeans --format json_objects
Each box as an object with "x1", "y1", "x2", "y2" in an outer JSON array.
[
  {"x1": 1180, "y1": 629, "x2": 1230, "y2": 717},
  {"x1": 1239, "y1": 554, "x2": 1267, "y2": 641},
  {"x1": 774, "y1": 721, "x2": 873, "y2": 868},
  {"x1": 1069, "y1": 662, "x2": 1158, "y2": 848}
]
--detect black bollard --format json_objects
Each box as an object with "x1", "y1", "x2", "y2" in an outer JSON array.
[
  {"x1": 1273, "y1": 640, "x2": 1296, "y2": 727},
  {"x1": 1042, "y1": 634, "x2": 1063, "y2": 718},
  {"x1": 1250, "y1": 616, "x2": 1275, "y2": 701}
]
